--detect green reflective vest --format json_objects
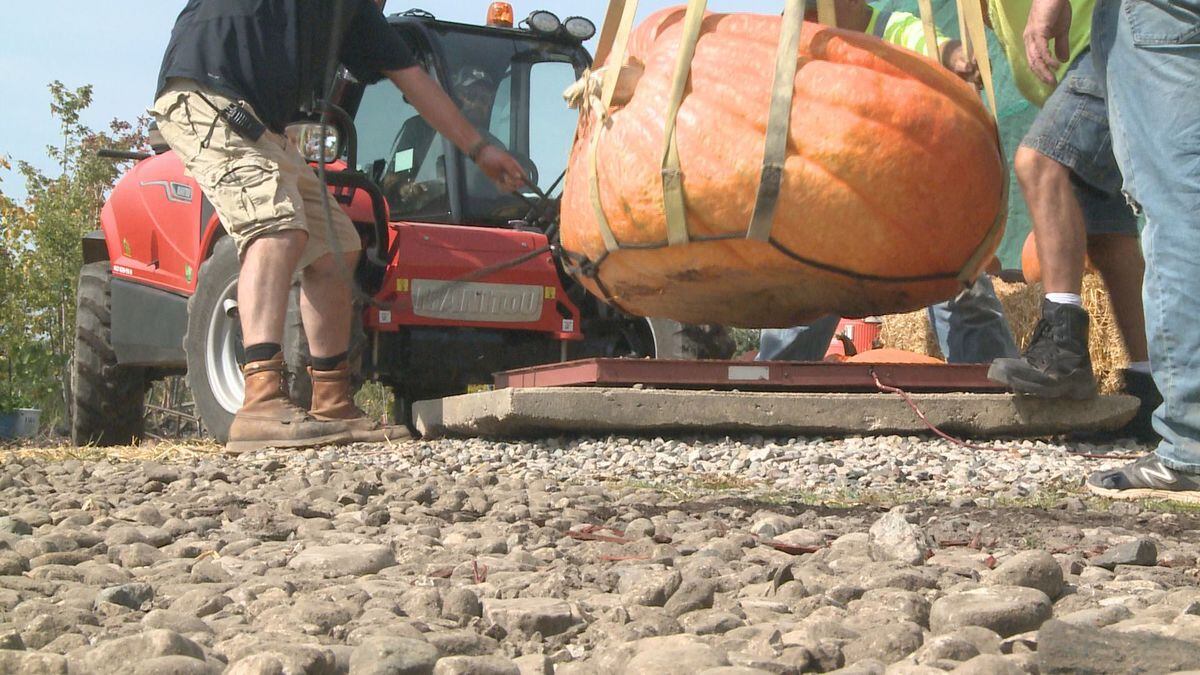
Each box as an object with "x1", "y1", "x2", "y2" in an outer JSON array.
[
  {"x1": 867, "y1": 5, "x2": 951, "y2": 55},
  {"x1": 987, "y1": 0, "x2": 1095, "y2": 106}
]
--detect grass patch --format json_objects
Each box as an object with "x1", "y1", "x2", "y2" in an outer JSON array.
[
  {"x1": 757, "y1": 487, "x2": 926, "y2": 510},
  {"x1": 993, "y1": 489, "x2": 1076, "y2": 511},
  {"x1": 1133, "y1": 499, "x2": 1200, "y2": 515},
  {"x1": 355, "y1": 381, "x2": 392, "y2": 423},
  {"x1": 692, "y1": 473, "x2": 758, "y2": 492}
]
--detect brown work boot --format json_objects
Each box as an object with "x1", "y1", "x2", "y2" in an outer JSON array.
[
  {"x1": 226, "y1": 355, "x2": 355, "y2": 455},
  {"x1": 309, "y1": 362, "x2": 411, "y2": 443}
]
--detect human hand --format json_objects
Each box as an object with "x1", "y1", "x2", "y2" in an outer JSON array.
[
  {"x1": 941, "y1": 40, "x2": 982, "y2": 89},
  {"x1": 1024, "y1": 0, "x2": 1072, "y2": 85},
  {"x1": 475, "y1": 144, "x2": 527, "y2": 193}
]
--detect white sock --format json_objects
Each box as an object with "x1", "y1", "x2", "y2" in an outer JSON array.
[
  {"x1": 1129, "y1": 361, "x2": 1152, "y2": 374},
  {"x1": 1045, "y1": 293, "x2": 1083, "y2": 307}
]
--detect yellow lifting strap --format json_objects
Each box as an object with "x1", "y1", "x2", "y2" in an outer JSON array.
[
  {"x1": 953, "y1": 0, "x2": 1005, "y2": 284},
  {"x1": 587, "y1": 0, "x2": 641, "y2": 252},
  {"x1": 956, "y1": 2, "x2": 972, "y2": 62},
  {"x1": 659, "y1": 0, "x2": 708, "y2": 247},
  {"x1": 586, "y1": 118, "x2": 621, "y2": 252},
  {"x1": 957, "y1": 0, "x2": 999, "y2": 115},
  {"x1": 916, "y1": 0, "x2": 942, "y2": 62},
  {"x1": 958, "y1": 170, "x2": 1010, "y2": 284},
  {"x1": 592, "y1": 0, "x2": 629, "y2": 67},
  {"x1": 907, "y1": 0, "x2": 1003, "y2": 285},
  {"x1": 816, "y1": 0, "x2": 836, "y2": 26},
  {"x1": 596, "y1": 0, "x2": 641, "y2": 114},
  {"x1": 747, "y1": 0, "x2": 805, "y2": 242}
]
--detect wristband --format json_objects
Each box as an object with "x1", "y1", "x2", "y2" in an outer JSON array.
[{"x1": 467, "y1": 139, "x2": 491, "y2": 162}]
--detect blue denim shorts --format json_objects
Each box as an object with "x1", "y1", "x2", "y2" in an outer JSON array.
[{"x1": 1019, "y1": 47, "x2": 1139, "y2": 235}]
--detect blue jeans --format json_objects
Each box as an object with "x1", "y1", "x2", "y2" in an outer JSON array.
[
  {"x1": 1092, "y1": 0, "x2": 1200, "y2": 472},
  {"x1": 758, "y1": 276, "x2": 1019, "y2": 363},
  {"x1": 758, "y1": 315, "x2": 843, "y2": 362}
]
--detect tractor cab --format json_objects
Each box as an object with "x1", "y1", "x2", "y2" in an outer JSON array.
[{"x1": 337, "y1": 7, "x2": 592, "y2": 227}]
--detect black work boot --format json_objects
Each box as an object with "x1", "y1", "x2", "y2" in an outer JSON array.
[{"x1": 988, "y1": 299, "x2": 1098, "y2": 399}]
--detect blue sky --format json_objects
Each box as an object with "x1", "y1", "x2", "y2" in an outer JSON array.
[{"x1": 0, "y1": 1, "x2": 784, "y2": 202}]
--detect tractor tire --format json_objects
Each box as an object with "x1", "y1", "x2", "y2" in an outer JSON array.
[
  {"x1": 390, "y1": 395, "x2": 416, "y2": 438},
  {"x1": 71, "y1": 262, "x2": 147, "y2": 446},
  {"x1": 283, "y1": 287, "x2": 313, "y2": 408},
  {"x1": 185, "y1": 237, "x2": 243, "y2": 442}
]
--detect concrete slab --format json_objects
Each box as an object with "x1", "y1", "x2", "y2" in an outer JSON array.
[{"x1": 413, "y1": 387, "x2": 1140, "y2": 439}]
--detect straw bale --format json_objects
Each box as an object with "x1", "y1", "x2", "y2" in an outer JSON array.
[
  {"x1": 880, "y1": 274, "x2": 1128, "y2": 393},
  {"x1": 0, "y1": 438, "x2": 223, "y2": 463}
]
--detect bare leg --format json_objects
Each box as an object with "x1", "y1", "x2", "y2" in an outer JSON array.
[
  {"x1": 299, "y1": 250, "x2": 360, "y2": 359},
  {"x1": 989, "y1": 148, "x2": 1098, "y2": 399},
  {"x1": 1087, "y1": 233, "x2": 1148, "y2": 362},
  {"x1": 226, "y1": 229, "x2": 356, "y2": 453},
  {"x1": 1014, "y1": 147, "x2": 1087, "y2": 295},
  {"x1": 298, "y1": 249, "x2": 405, "y2": 440},
  {"x1": 238, "y1": 230, "x2": 307, "y2": 346}
]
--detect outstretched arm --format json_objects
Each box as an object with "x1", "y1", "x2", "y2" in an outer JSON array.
[
  {"x1": 882, "y1": 13, "x2": 980, "y2": 86},
  {"x1": 384, "y1": 65, "x2": 526, "y2": 192}
]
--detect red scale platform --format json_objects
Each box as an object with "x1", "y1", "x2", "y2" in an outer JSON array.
[{"x1": 494, "y1": 358, "x2": 1009, "y2": 394}]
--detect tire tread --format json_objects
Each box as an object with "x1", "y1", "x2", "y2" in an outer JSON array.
[{"x1": 71, "y1": 263, "x2": 146, "y2": 446}]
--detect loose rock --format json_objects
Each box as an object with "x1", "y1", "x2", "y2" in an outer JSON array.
[
  {"x1": 1038, "y1": 620, "x2": 1200, "y2": 674},
  {"x1": 986, "y1": 551, "x2": 1064, "y2": 599},
  {"x1": 350, "y1": 637, "x2": 440, "y2": 675},
  {"x1": 868, "y1": 509, "x2": 930, "y2": 566},
  {"x1": 930, "y1": 587, "x2": 1053, "y2": 637},
  {"x1": 287, "y1": 544, "x2": 396, "y2": 577},
  {"x1": 484, "y1": 598, "x2": 577, "y2": 637},
  {"x1": 1091, "y1": 539, "x2": 1158, "y2": 570}
]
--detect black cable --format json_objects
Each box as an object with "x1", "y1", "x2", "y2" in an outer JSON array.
[{"x1": 314, "y1": 7, "x2": 385, "y2": 307}]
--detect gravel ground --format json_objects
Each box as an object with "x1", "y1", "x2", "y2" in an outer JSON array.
[{"x1": 2, "y1": 433, "x2": 1199, "y2": 675}]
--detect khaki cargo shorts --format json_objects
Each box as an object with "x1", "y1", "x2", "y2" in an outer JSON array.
[{"x1": 149, "y1": 79, "x2": 360, "y2": 269}]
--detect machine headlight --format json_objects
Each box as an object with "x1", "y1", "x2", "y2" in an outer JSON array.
[
  {"x1": 563, "y1": 16, "x2": 597, "y2": 41},
  {"x1": 287, "y1": 123, "x2": 341, "y2": 164},
  {"x1": 526, "y1": 10, "x2": 562, "y2": 34}
]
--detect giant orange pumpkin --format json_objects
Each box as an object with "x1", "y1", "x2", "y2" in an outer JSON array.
[
  {"x1": 560, "y1": 7, "x2": 1006, "y2": 328},
  {"x1": 1021, "y1": 231, "x2": 1042, "y2": 283}
]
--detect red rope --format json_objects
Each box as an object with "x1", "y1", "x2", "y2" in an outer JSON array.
[{"x1": 869, "y1": 370, "x2": 1142, "y2": 461}]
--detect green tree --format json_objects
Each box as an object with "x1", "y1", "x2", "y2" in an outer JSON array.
[
  {"x1": 0, "y1": 157, "x2": 29, "y2": 411},
  {"x1": 0, "y1": 82, "x2": 146, "y2": 424}
]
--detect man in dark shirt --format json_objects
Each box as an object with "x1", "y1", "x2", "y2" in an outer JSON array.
[
  {"x1": 150, "y1": 0, "x2": 527, "y2": 454},
  {"x1": 382, "y1": 66, "x2": 502, "y2": 214}
]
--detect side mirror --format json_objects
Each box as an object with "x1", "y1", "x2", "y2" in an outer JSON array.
[{"x1": 286, "y1": 123, "x2": 342, "y2": 164}]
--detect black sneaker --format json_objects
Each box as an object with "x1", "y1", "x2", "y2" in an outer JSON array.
[
  {"x1": 988, "y1": 300, "x2": 1098, "y2": 399},
  {"x1": 1087, "y1": 454, "x2": 1200, "y2": 504},
  {"x1": 1118, "y1": 368, "x2": 1162, "y2": 442}
]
